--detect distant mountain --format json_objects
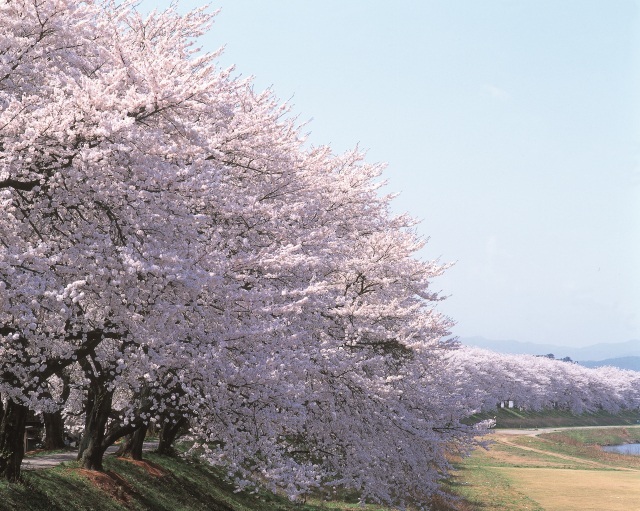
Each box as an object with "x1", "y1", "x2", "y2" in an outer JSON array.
[
  {"x1": 578, "y1": 356, "x2": 640, "y2": 372},
  {"x1": 459, "y1": 336, "x2": 640, "y2": 362}
]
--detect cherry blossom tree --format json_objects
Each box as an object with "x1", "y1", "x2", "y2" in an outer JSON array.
[
  {"x1": 447, "y1": 346, "x2": 640, "y2": 416},
  {"x1": 0, "y1": 2, "x2": 468, "y2": 499},
  {"x1": 0, "y1": 0, "x2": 237, "y2": 476}
]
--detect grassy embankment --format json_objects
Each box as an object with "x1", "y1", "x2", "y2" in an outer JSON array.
[
  {"x1": 1, "y1": 450, "x2": 468, "y2": 511},
  {"x1": 448, "y1": 426, "x2": 640, "y2": 511},
  {"x1": 467, "y1": 407, "x2": 640, "y2": 429},
  {"x1": 0, "y1": 452, "x2": 397, "y2": 511}
]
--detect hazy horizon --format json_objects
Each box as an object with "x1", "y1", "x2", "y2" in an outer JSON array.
[
  {"x1": 459, "y1": 334, "x2": 640, "y2": 348},
  {"x1": 143, "y1": 1, "x2": 640, "y2": 348}
]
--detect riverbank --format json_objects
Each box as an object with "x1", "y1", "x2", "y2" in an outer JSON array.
[
  {"x1": 468, "y1": 407, "x2": 640, "y2": 429},
  {"x1": 450, "y1": 425, "x2": 640, "y2": 510}
]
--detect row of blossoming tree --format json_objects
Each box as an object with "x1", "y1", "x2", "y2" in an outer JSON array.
[
  {"x1": 1, "y1": 1, "x2": 638, "y2": 507},
  {"x1": 449, "y1": 347, "x2": 640, "y2": 416}
]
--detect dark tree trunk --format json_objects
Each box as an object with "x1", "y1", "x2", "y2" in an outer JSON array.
[
  {"x1": 43, "y1": 410, "x2": 66, "y2": 450},
  {"x1": 77, "y1": 380, "x2": 114, "y2": 471},
  {"x1": 43, "y1": 370, "x2": 71, "y2": 451},
  {"x1": 157, "y1": 416, "x2": 187, "y2": 456},
  {"x1": 0, "y1": 399, "x2": 28, "y2": 482},
  {"x1": 118, "y1": 424, "x2": 147, "y2": 460}
]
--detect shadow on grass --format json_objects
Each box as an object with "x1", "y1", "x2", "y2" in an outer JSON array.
[
  {"x1": 1, "y1": 452, "x2": 461, "y2": 511},
  {"x1": 1, "y1": 463, "x2": 127, "y2": 511}
]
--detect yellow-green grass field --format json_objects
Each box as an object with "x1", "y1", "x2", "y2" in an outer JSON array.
[{"x1": 448, "y1": 426, "x2": 640, "y2": 511}]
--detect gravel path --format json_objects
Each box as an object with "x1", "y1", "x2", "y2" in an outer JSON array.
[
  {"x1": 22, "y1": 442, "x2": 159, "y2": 470},
  {"x1": 496, "y1": 424, "x2": 640, "y2": 436}
]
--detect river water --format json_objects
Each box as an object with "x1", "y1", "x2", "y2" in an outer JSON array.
[{"x1": 602, "y1": 443, "x2": 640, "y2": 455}]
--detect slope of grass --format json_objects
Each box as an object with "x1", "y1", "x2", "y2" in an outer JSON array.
[
  {"x1": 446, "y1": 453, "x2": 544, "y2": 511},
  {"x1": 542, "y1": 426, "x2": 640, "y2": 446},
  {"x1": 0, "y1": 452, "x2": 467, "y2": 511},
  {"x1": 467, "y1": 408, "x2": 640, "y2": 429},
  {"x1": 0, "y1": 454, "x2": 349, "y2": 511}
]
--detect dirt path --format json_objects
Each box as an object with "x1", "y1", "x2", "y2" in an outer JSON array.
[
  {"x1": 22, "y1": 442, "x2": 158, "y2": 470},
  {"x1": 496, "y1": 424, "x2": 640, "y2": 436}
]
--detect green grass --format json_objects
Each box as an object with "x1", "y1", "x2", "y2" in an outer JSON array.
[
  {"x1": 27, "y1": 448, "x2": 76, "y2": 457},
  {"x1": 0, "y1": 454, "x2": 322, "y2": 511},
  {"x1": 542, "y1": 426, "x2": 640, "y2": 446},
  {"x1": 0, "y1": 465, "x2": 116, "y2": 511}
]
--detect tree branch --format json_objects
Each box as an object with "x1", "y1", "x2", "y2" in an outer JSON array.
[{"x1": 0, "y1": 179, "x2": 40, "y2": 191}]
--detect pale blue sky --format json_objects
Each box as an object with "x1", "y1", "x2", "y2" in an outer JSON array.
[{"x1": 145, "y1": 1, "x2": 640, "y2": 347}]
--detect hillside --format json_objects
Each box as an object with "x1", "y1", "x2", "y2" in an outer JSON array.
[
  {"x1": 0, "y1": 452, "x2": 460, "y2": 511},
  {"x1": 467, "y1": 408, "x2": 640, "y2": 429},
  {"x1": 579, "y1": 356, "x2": 640, "y2": 372},
  {"x1": 1, "y1": 453, "x2": 331, "y2": 511}
]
